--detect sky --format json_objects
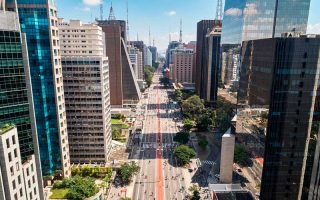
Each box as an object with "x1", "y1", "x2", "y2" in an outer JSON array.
[{"x1": 57, "y1": 0, "x2": 320, "y2": 53}]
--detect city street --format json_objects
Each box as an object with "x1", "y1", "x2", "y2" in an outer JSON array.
[{"x1": 131, "y1": 66, "x2": 188, "y2": 200}]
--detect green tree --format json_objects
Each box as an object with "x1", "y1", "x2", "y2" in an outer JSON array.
[
  {"x1": 118, "y1": 162, "x2": 140, "y2": 184},
  {"x1": 234, "y1": 144, "x2": 248, "y2": 166},
  {"x1": 144, "y1": 65, "x2": 155, "y2": 87},
  {"x1": 65, "y1": 176, "x2": 99, "y2": 200},
  {"x1": 198, "y1": 137, "x2": 208, "y2": 150},
  {"x1": 173, "y1": 131, "x2": 189, "y2": 144},
  {"x1": 183, "y1": 119, "x2": 194, "y2": 132},
  {"x1": 112, "y1": 129, "x2": 122, "y2": 140},
  {"x1": 188, "y1": 184, "x2": 199, "y2": 193},
  {"x1": 175, "y1": 89, "x2": 183, "y2": 103},
  {"x1": 190, "y1": 190, "x2": 201, "y2": 200},
  {"x1": 196, "y1": 113, "x2": 213, "y2": 132},
  {"x1": 181, "y1": 95, "x2": 204, "y2": 120},
  {"x1": 174, "y1": 145, "x2": 196, "y2": 165}
]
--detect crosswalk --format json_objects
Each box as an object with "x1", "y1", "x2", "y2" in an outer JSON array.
[
  {"x1": 141, "y1": 143, "x2": 177, "y2": 149},
  {"x1": 200, "y1": 160, "x2": 216, "y2": 166}
]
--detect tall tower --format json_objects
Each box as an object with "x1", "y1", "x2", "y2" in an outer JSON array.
[
  {"x1": 179, "y1": 19, "x2": 183, "y2": 43},
  {"x1": 215, "y1": 0, "x2": 223, "y2": 20},
  {"x1": 100, "y1": 2, "x2": 103, "y2": 20},
  {"x1": 126, "y1": 0, "x2": 130, "y2": 42},
  {"x1": 108, "y1": 2, "x2": 116, "y2": 20},
  {"x1": 149, "y1": 26, "x2": 151, "y2": 46}
]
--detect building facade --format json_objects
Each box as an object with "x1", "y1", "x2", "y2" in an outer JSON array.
[
  {"x1": 58, "y1": 19, "x2": 112, "y2": 164},
  {"x1": 0, "y1": 125, "x2": 40, "y2": 200},
  {"x1": 0, "y1": 3, "x2": 44, "y2": 198},
  {"x1": 148, "y1": 46, "x2": 158, "y2": 64},
  {"x1": 144, "y1": 45, "x2": 152, "y2": 67},
  {"x1": 171, "y1": 47, "x2": 194, "y2": 84},
  {"x1": 239, "y1": 36, "x2": 320, "y2": 200},
  {"x1": 97, "y1": 20, "x2": 141, "y2": 107},
  {"x1": 15, "y1": 0, "x2": 70, "y2": 176},
  {"x1": 128, "y1": 46, "x2": 143, "y2": 80},
  {"x1": 221, "y1": 0, "x2": 311, "y2": 85}
]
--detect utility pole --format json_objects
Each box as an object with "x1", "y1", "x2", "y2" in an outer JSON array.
[
  {"x1": 100, "y1": 1, "x2": 103, "y2": 20},
  {"x1": 149, "y1": 26, "x2": 151, "y2": 47},
  {"x1": 108, "y1": 2, "x2": 116, "y2": 20},
  {"x1": 126, "y1": 0, "x2": 130, "y2": 42}
]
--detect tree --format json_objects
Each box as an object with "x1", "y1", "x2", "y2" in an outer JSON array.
[
  {"x1": 175, "y1": 89, "x2": 183, "y2": 103},
  {"x1": 65, "y1": 176, "x2": 99, "y2": 200},
  {"x1": 118, "y1": 161, "x2": 140, "y2": 184},
  {"x1": 196, "y1": 113, "x2": 213, "y2": 132},
  {"x1": 234, "y1": 144, "x2": 248, "y2": 166},
  {"x1": 198, "y1": 137, "x2": 208, "y2": 150},
  {"x1": 174, "y1": 145, "x2": 196, "y2": 165},
  {"x1": 190, "y1": 190, "x2": 201, "y2": 200},
  {"x1": 173, "y1": 131, "x2": 190, "y2": 144},
  {"x1": 183, "y1": 119, "x2": 194, "y2": 132},
  {"x1": 144, "y1": 65, "x2": 155, "y2": 87},
  {"x1": 188, "y1": 184, "x2": 199, "y2": 193},
  {"x1": 112, "y1": 129, "x2": 122, "y2": 140},
  {"x1": 181, "y1": 95, "x2": 204, "y2": 120}
]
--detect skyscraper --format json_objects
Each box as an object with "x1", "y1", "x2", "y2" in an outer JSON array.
[
  {"x1": 15, "y1": 0, "x2": 70, "y2": 176},
  {"x1": 97, "y1": 19, "x2": 141, "y2": 107},
  {"x1": 195, "y1": 20, "x2": 221, "y2": 103},
  {"x1": 239, "y1": 35, "x2": 320, "y2": 200},
  {"x1": 144, "y1": 45, "x2": 152, "y2": 67},
  {"x1": 171, "y1": 47, "x2": 194, "y2": 84},
  {"x1": 58, "y1": 19, "x2": 112, "y2": 164},
  {"x1": 0, "y1": 1, "x2": 44, "y2": 198},
  {"x1": 221, "y1": 0, "x2": 311, "y2": 85}
]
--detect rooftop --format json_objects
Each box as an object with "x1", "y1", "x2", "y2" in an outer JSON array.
[{"x1": 0, "y1": 123, "x2": 14, "y2": 135}]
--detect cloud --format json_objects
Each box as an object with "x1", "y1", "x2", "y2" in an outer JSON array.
[
  {"x1": 82, "y1": 6, "x2": 91, "y2": 12},
  {"x1": 165, "y1": 10, "x2": 177, "y2": 17},
  {"x1": 307, "y1": 23, "x2": 320, "y2": 34},
  {"x1": 83, "y1": 0, "x2": 101, "y2": 6},
  {"x1": 225, "y1": 8, "x2": 242, "y2": 16}
]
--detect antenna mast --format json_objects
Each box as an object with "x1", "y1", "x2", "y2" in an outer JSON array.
[
  {"x1": 179, "y1": 19, "x2": 182, "y2": 43},
  {"x1": 100, "y1": 2, "x2": 103, "y2": 20},
  {"x1": 126, "y1": 0, "x2": 130, "y2": 42},
  {"x1": 108, "y1": 2, "x2": 116, "y2": 20},
  {"x1": 215, "y1": 0, "x2": 223, "y2": 20},
  {"x1": 149, "y1": 26, "x2": 151, "y2": 47}
]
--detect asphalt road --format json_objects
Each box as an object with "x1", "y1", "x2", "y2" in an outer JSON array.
[{"x1": 132, "y1": 66, "x2": 188, "y2": 200}]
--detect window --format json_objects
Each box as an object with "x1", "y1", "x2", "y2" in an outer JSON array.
[
  {"x1": 20, "y1": 188, "x2": 23, "y2": 197},
  {"x1": 12, "y1": 136, "x2": 16, "y2": 144},
  {"x1": 26, "y1": 168, "x2": 29, "y2": 176},
  {"x1": 8, "y1": 152, "x2": 12, "y2": 162},
  {"x1": 12, "y1": 180, "x2": 16, "y2": 189},
  {"x1": 14, "y1": 149, "x2": 17, "y2": 158},
  {"x1": 10, "y1": 166, "x2": 14, "y2": 175},
  {"x1": 18, "y1": 175, "x2": 21, "y2": 184},
  {"x1": 16, "y1": 162, "x2": 19, "y2": 171},
  {"x1": 32, "y1": 176, "x2": 35, "y2": 183},
  {"x1": 6, "y1": 138, "x2": 10, "y2": 148}
]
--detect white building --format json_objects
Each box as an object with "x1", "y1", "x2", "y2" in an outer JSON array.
[
  {"x1": 0, "y1": 125, "x2": 40, "y2": 200},
  {"x1": 128, "y1": 46, "x2": 144, "y2": 80},
  {"x1": 144, "y1": 45, "x2": 152, "y2": 67},
  {"x1": 58, "y1": 19, "x2": 112, "y2": 164}
]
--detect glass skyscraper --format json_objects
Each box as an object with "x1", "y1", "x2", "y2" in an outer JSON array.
[
  {"x1": 15, "y1": 0, "x2": 70, "y2": 176},
  {"x1": 220, "y1": 0, "x2": 311, "y2": 85}
]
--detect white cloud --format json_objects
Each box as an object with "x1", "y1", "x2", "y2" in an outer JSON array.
[
  {"x1": 165, "y1": 10, "x2": 177, "y2": 17},
  {"x1": 82, "y1": 6, "x2": 91, "y2": 12},
  {"x1": 307, "y1": 23, "x2": 320, "y2": 34},
  {"x1": 225, "y1": 8, "x2": 242, "y2": 16},
  {"x1": 83, "y1": 0, "x2": 101, "y2": 6}
]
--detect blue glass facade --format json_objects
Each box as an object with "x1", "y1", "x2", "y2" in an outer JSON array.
[{"x1": 16, "y1": 1, "x2": 62, "y2": 175}]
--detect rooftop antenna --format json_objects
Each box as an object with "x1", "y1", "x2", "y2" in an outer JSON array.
[
  {"x1": 149, "y1": 26, "x2": 151, "y2": 47},
  {"x1": 179, "y1": 19, "x2": 182, "y2": 43},
  {"x1": 126, "y1": 0, "x2": 130, "y2": 42},
  {"x1": 100, "y1": 2, "x2": 103, "y2": 20},
  {"x1": 215, "y1": 0, "x2": 223, "y2": 20},
  {"x1": 108, "y1": 2, "x2": 116, "y2": 20},
  {"x1": 153, "y1": 38, "x2": 155, "y2": 47},
  {"x1": 137, "y1": 33, "x2": 139, "y2": 41}
]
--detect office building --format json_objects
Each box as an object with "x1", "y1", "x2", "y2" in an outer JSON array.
[
  {"x1": 0, "y1": 125, "x2": 40, "y2": 200},
  {"x1": 166, "y1": 41, "x2": 181, "y2": 67},
  {"x1": 0, "y1": 2, "x2": 44, "y2": 198},
  {"x1": 238, "y1": 35, "x2": 320, "y2": 200},
  {"x1": 97, "y1": 19, "x2": 141, "y2": 107},
  {"x1": 171, "y1": 47, "x2": 194, "y2": 84},
  {"x1": 221, "y1": 0, "x2": 311, "y2": 85},
  {"x1": 195, "y1": 20, "x2": 215, "y2": 95},
  {"x1": 129, "y1": 41, "x2": 145, "y2": 69},
  {"x1": 184, "y1": 41, "x2": 197, "y2": 82},
  {"x1": 15, "y1": 0, "x2": 70, "y2": 176},
  {"x1": 148, "y1": 46, "x2": 158, "y2": 64},
  {"x1": 128, "y1": 46, "x2": 144, "y2": 80},
  {"x1": 58, "y1": 19, "x2": 112, "y2": 164},
  {"x1": 144, "y1": 45, "x2": 152, "y2": 67},
  {"x1": 220, "y1": 129, "x2": 235, "y2": 183},
  {"x1": 205, "y1": 24, "x2": 221, "y2": 104}
]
